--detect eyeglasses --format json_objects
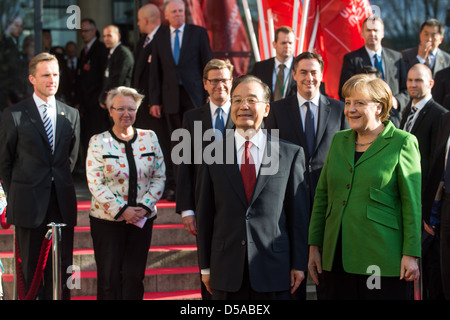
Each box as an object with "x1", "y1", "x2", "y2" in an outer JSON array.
[
  {"x1": 206, "y1": 78, "x2": 231, "y2": 86},
  {"x1": 110, "y1": 107, "x2": 137, "y2": 113},
  {"x1": 231, "y1": 97, "x2": 266, "y2": 106}
]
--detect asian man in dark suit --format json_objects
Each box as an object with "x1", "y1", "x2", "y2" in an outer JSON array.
[
  {"x1": 401, "y1": 63, "x2": 448, "y2": 300},
  {"x1": 0, "y1": 53, "x2": 80, "y2": 300},
  {"x1": 175, "y1": 58, "x2": 234, "y2": 300},
  {"x1": 339, "y1": 16, "x2": 409, "y2": 112},
  {"x1": 402, "y1": 19, "x2": 450, "y2": 77},
  {"x1": 75, "y1": 18, "x2": 108, "y2": 164},
  {"x1": 132, "y1": 3, "x2": 174, "y2": 200},
  {"x1": 149, "y1": 0, "x2": 213, "y2": 200},
  {"x1": 195, "y1": 75, "x2": 309, "y2": 300},
  {"x1": 99, "y1": 25, "x2": 134, "y2": 107},
  {"x1": 249, "y1": 26, "x2": 297, "y2": 102}
]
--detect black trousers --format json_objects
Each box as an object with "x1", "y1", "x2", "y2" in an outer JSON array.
[
  {"x1": 90, "y1": 216, "x2": 154, "y2": 300},
  {"x1": 15, "y1": 183, "x2": 74, "y2": 300},
  {"x1": 441, "y1": 194, "x2": 450, "y2": 299}
]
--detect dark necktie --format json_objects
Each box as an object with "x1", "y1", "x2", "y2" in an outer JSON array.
[
  {"x1": 373, "y1": 53, "x2": 385, "y2": 79},
  {"x1": 404, "y1": 106, "x2": 417, "y2": 132},
  {"x1": 304, "y1": 101, "x2": 315, "y2": 155},
  {"x1": 143, "y1": 34, "x2": 151, "y2": 48},
  {"x1": 173, "y1": 29, "x2": 180, "y2": 64},
  {"x1": 273, "y1": 64, "x2": 286, "y2": 101},
  {"x1": 445, "y1": 147, "x2": 450, "y2": 192},
  {"x1": 215, "y1": 108, "x2": 225, "y2": 135},
  {"x1": 241, "y1": 141, "x2": 256, "y2": 204}
]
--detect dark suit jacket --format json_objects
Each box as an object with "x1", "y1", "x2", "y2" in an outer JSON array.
[
  {"x1": 400, "y1": 98, "x2": 448, "y2": 185},
  {"x1": 339, "y1": 46, "x2": 409, "y2": 110},
  {"x1": 175, "y1": 103, "x2": 234, "y2": 213},
  {"x1": 195, "y1": 132, "x2": 309, "y2": 293},
  {"x1": 76, "y1": 38, "x2": 108, "y2": 113},
  {"x1": 132, "y1": 29, "x2": 162, "y2": 126},
  {"x1": 265, "y1": 94, "x2": 349, "y2": 204},
  {"x1": 432, "y1": 66, "x2": 450, "y2": 111},
  {"x1": 249, "y1": 57, "x2": 297, "y2": 102},
  {"x1": 422, "y1": 112, "x2": 450, "y2": 224},
  {"x1": 149, "y1": 24, "x2": 213, "y2": 114},
  {"x1": 402, "y1": 47, "x2": 450, "y2": 77},
  {"x1": 0, "y1": 97, "x2": 80, "y2": 228},
  {"x1": 99, "y1": 44, "x2": 134, "y2": 105}
]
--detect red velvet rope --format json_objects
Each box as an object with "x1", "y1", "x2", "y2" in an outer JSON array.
[
  {"x1": 15, "y1": 233, "x2": 52, "y2": 300},
  {"x1": 1, "y1": 207, "x2": 11, "y2": 229}
]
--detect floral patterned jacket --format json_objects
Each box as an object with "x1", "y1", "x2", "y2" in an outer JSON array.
[{"x1": 86, "y1": 128, "x2": 166, "y2": 222}]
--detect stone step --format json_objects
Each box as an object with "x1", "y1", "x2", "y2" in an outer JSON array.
[{"x1": 1, "y1": 267, "x2": 202, "y2": 299}]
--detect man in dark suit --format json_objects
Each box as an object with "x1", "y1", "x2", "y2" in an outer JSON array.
[
  {"x1": 99, "y1": 25, "x2": 134, "y2": 107},
  {"x1": 132, "y1": 4, "x2": 174, "y2": 200},
  {"x1": 401, "y1": 63, "x2": 448, "y2": 300},
  {"x1": 266, "y1": 52, "x2": 349, "y2": 208},
  {"x1": 432, "y1": 66, "x2": 450, "y2": 111},
  {"x1": 423, "y1": 112, "x2": 450, "y2": 300},
  {"x1": 175, "y1": 58, "x2": 234, "y2": 300},
  {"x1": 195, "y1": 75, "x2": 309, "y2": 300},
  {"x1": 248, "y1": 26, "x2": 297, "y2": 102},
  {"x1": 339, "y1": 16, "x2": 409, "y2": 111},
  {"x1": 402, "y1": 19, "x2": 450, "y2": 78},
  {"x1": 149, "y1": 0, "x2": 213, "y2": 200},
  {"x1": 0, "y1": 53, "x2": 80, "y2": 300},
  {"x1": 75, "y1": 18, "x2": 108, "y2": 165}
]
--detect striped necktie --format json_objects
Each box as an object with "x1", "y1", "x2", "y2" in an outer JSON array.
[
  {"x1": 404, "y1": 106, "x2": 417, "y2": 132},
  {"x1": 42, "y1": 104, "x2": 54, "y2": 152}
]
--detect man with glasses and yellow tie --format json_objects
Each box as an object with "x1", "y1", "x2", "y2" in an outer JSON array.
[{"x1": 0, "y1": 52, "x2": 80, "y2": 300}]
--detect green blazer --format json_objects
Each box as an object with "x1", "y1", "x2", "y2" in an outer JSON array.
[{"x1": 308, "y1": 120, "x2": 422, "y2": 276}]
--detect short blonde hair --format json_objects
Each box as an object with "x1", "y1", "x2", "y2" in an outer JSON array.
[
  {"x1": 106, "y1": 86, "x2": 144, "y2": 110},
  {"x1": 341, "y1": 74, "x2": 392, "y2": 122}
]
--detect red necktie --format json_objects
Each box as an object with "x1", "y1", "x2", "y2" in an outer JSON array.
[{"x1": 241, "y1": 141, "x2": 256, "y2": 203}]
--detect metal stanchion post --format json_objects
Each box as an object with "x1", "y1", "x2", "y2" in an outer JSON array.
[
  {"x1": 414, "y1": 258, "x2": 422, "y2": 300},
  {"x1": 47, "y1": 222, "x2": 66, "y2": 300}
]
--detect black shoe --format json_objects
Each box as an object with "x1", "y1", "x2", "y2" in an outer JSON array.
[{"x1": 163, "y1": 189, "x2": 176, "y2": 202}]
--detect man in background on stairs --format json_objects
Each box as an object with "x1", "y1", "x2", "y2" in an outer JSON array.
[
  {"x1": 0, "y1": 52, "x2": 80, "y2": 300},
  {"x1": 176, "y1": 58, "x2": 235, "y2": 299}
]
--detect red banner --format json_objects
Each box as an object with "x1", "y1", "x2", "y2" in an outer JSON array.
[
  {"x1": 307, "y1": 0, "x2": 372, "y2": 99},
  {"x1": 258, "y1": 0, "x2": 303, "y2": 61}
]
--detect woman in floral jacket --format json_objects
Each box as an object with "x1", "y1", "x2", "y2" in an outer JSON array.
[{"x1": 86, "y1": 86, "x2": 165, "y2": 299}]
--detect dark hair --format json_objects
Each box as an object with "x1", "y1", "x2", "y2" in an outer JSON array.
[
  {"x1": 231, "y1": 75, "x2": 271, "y2": 103},
  {"x1": 274, "y1": 26, "x2": 295, "y2": 42},
  {"x1": 420, "y1": 18, "x2": 444, "y2": 35},
  {"x1": 356, "y1": 66, "x2": 382, "y2": 79},
  {"x1": 292, "y1": 51, "x2": 324, "y2": 73}
]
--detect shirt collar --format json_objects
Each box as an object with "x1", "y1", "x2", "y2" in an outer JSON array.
[
  {"x1": 210, "y1": 100, "x2": 231, "y2": 117},
  {"x1": 33, "y1": 92, "x2": 56, "y2": 109},
  {"x1": 274, "y1": 55, "x2": 294, "y2": 70},
  {"x1": 170, "y1": 23, "x2": 185, "y2": 34},
  {"x1": 365, "y1": 46, "x2": 383, "y2": 59},
  {"x1": 234, "y1": 126, "x2": 266, "y2": 152},
  {"x1": 413, "y1": 93, "x2": 432, "y2": 111},
  {"x1": 297, "y1": 91, "x2": 320, "y2": 107}
]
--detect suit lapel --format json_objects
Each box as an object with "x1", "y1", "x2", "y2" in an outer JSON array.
[
  {"x1": 411, "y1": 101, "x2": 431, "y2": 134},
  {"x1": 54, "y1": 101, "x2": 66, "y2": 152},
  {"x1": 178, "y1": 24, "x2": 191, "y2": 64},
  {"x1": 250, "y1": 134, "x2": 275, "y2": 205},
  {"x1": 355, "y1": 121, "x2": 393, "y2": 167},
  {"x1": 315, "y1": 95, "x2": 331, "y2": 154},
  {"x1": 285, "y1": 95, "x2": 305, "y2": 147},
  {"x1": 24, "y1": 99, "x2": 50, "y2": 148}
]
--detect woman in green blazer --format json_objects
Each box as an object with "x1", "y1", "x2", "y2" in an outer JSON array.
[{"x1": 308, "y1": 74, "x2": 422, "y2": 299}]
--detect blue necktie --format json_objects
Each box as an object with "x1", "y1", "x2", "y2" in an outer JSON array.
[
  {"x1": 373, "y1": 53, "x2": 385, "y2": 79},
  {"x1": 215, "y1": 108, "x2": 225, "y2": 134},
  {"x1": 445, "y1": 148, "x2": 450, "y2": 192},
  {"x1": 304, "y1": 101, "x2": 315, "y2": 156},
  {"x1": 42, "y1": 104, "x2": 54, "y2": 152},
  {"x1": 173, "y1": 29, "x2": 180, "y2": 65}
]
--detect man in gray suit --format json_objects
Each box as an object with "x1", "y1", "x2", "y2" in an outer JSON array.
[
  {"x1": 339, "y1": 16, "x2": 409, "y2": 111},
  {"x1": 0, "y1": 53, "x2": 80, "y2": 300},
  {"x1": 195, "y1": 75, "x2": 309, "y2": 300},
  {"x1": 402, "y1": 19, "x2": 450, "y2": 78}
]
